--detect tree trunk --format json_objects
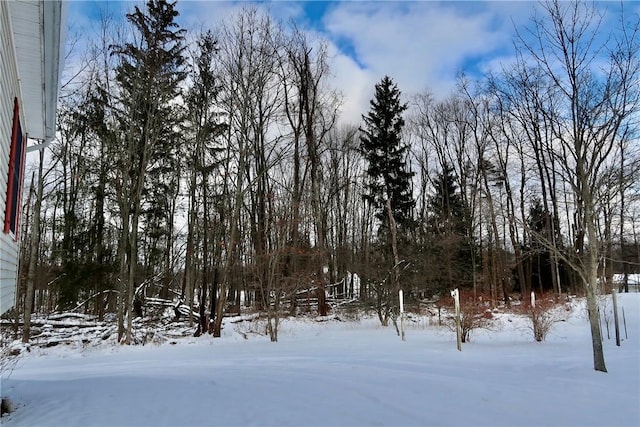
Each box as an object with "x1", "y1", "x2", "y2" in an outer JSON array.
[
  {"x1": 586, "y1": 203, "x2": 607, "y2": 372},
  {"x1": 213, "y1": 134, "x2": 244, "y2": 337},
  {"x1": 22, "y1": 149, "x2": 44, "y2": 343},
  {"x1": 585, "y1": 280, "x2": 606, "y2": 372},
  {"x1": 116, "y1": 205, "x2": 129, "y2": 343}
]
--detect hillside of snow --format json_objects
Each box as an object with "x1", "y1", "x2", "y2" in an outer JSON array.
[{"x1": 1, "y1": 294, "x2": 639, "y2": 427}]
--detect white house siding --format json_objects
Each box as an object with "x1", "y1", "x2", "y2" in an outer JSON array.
[{"x1": 0, "y1": 2, "x2": 23, "y2": 315}]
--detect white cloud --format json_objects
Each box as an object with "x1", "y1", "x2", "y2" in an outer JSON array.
[
  {"x1": 65, "y1": 0, "x2": 621, "y2": 128},
  {"x1": 177, "y1": 0, "x2": 307, "y2": 33},
  {"x1": 167, "y1": 1, "x2": 535, "y2": 125},
  {"x1": 326, "y1": 43, "x2": 373, "y2": 125},
  {"x1": 321, "y1": 1, "x2": 532, "y2": 123}
]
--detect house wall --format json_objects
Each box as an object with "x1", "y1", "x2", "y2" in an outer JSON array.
[{"x1": 0, "y1": 2, "x2": 23, "y2": 315}]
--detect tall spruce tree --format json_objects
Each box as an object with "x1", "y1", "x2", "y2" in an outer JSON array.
[
  {"x1": 360, "y1": 76, "x2": 414, "y2": 232},
  {"x1": 360, "y1": 76, "x2": 414, "y2": 329},
  {"x1": 183, "y1": 30, "x2": 226, "y2": 333},
  {"x1": 111, "y1": 0, "x2": 186, "y2": 343}
]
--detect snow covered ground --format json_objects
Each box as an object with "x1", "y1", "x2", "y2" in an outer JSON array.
[{"x1": 1, "y1": 294, "x2": 639, "y2": 427}]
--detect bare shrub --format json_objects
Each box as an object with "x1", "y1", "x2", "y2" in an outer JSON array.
[
  {"x1": 458, "y1": 303, "x2": 493, "y2": 343},
  {"x1": 439, "y1": 291, "x2": 494, "y2": 343},
  {"x1": 521, "y1": 293, "x2": 568, "y2": 342},
  {"x1": 1, "y1": 334, "x2": 24, "y2": 379}
]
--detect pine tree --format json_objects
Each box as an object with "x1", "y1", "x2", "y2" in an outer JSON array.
[
  {"x1": 428, "y1": 163, "x2": 467, "y2": 236},
  {"x1": 426, "y1": 163, "x2": 474, "y2": 293},
  {"x1": 360, "y1": 76, "x2": 414, "y2": 329},
  {"x1": 183, "y1": 30, "x2": 226, "y2": 333},
  {"x1": 111, "y1": 0, "x2": 186, "y2": 343},
  {"x1": 360, "y1": 76, "x2": 414, "y2": 232},
  {"x1": 524, "y1": 198, "x2": 565, "y2": 293}
]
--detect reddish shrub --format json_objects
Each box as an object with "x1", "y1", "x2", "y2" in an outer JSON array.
[
  {"x1": 441, "y1": 290, "x2": 494, "y2": 343},
  {"x1": 519, "y1": 292, "x2": 567, "y2": 342}
]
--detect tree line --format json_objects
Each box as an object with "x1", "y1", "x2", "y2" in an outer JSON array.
[{"x1": 10, "y1": 0, "x2": 640, "y2": 372}]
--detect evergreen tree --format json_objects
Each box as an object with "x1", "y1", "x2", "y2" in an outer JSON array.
[
  {"x1": 428, "y1": 163, "x2": 467, "y2": 236},
  {"x1": 110, "y1": 0, "x2": 186, "y2": 343},
  {"x1": 360, "y1": 76, "x2": 414, "y2": 232},
  {"x1": 360, "y1": 76, "x2": 414, "y2": 329},
  {"x1": 425, "y1": 163, "x2": 474, "y2": 293},
  {"x1": 183, "y1": 30, "x2": 226, "y2": 333},
  {"x1": 523, "y1": 198, "x2": 566, "y2": 293}
]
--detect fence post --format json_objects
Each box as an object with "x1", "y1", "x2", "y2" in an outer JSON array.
[
  {"x1": 399, "y1": 289, "x2": 406, "y2": 342},
  {"x1": 531, "y1": 291, "x2": 536, "y2": 309},
  {"x1": 451, "y1": 288, "x2": 461, "y2": 351},
  {"x1": 612, "y1": 289, "x2": 621, "y2": 346}
]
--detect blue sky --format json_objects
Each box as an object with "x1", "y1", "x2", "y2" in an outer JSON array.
[{"x1": 65, "y1": 1, "x2": 633, "y2": 123}]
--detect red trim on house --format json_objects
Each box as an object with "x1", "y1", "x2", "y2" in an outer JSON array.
[
  {"x1": 14, "y1": 128, "x2": 26, "y2": 241},
  {"x1": 4, "y1": 97, "x2": 22, "y2": 239}
]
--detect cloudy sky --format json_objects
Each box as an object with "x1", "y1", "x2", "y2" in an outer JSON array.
[{"x1": 65, "y1": 0, "x2": 630, "y2": 123}]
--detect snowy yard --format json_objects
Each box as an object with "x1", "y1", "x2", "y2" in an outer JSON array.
[{"x1": 1, "y1": 294, "x2": 639, "y2": 427}]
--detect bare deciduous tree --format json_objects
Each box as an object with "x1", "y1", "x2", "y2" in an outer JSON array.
[
  {"x1": 212, "y1": 6, "x2": 283, "y2": 336},
  {"x1": 511, "y1": 0, "x2": 640, "y2": 372}
]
